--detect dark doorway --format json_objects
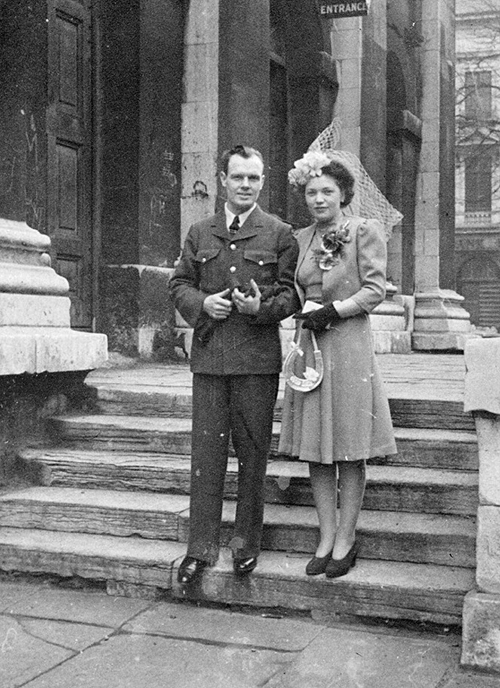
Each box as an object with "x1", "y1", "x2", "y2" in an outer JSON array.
[{"x1": 47, "y1": 0, "x2": 94, "y2": 329}]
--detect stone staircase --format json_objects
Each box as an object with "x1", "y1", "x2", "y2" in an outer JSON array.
[{"x1": 0, "y1": 362, "x2": 478, "y2": 626}]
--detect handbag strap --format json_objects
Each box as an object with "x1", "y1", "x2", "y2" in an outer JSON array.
[{"x1": 310, "y1": 330, "x2": 320, "y2": 353}]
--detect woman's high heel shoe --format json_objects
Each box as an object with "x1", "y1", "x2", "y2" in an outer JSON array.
[
  {"x1": 325, "y1": 541, "x2": 358, "y2": 579},
  {"x1": 305, "y1": 551, "x2": 333, "y2": 576}
]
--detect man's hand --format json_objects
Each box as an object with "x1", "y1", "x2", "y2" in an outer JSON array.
[
  {"x1": 203, "y1": 289, "x2": 233, "y2": 320},
  {"x1": 232, "y1": 279, "x2": 261, "y2": 315}
]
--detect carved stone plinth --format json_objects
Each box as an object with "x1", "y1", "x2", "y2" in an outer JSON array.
[
  {"x1": 412, "y1": 289, "x2": 474, "y2": 351},
  {"x1": 0, "y1": 219, "x2": 107, "y2": 374}
]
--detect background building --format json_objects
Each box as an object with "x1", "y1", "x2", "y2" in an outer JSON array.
[
  {"x1": 0, "y1": 0, "x2": 466, "y2": 357},
  {"x1": 455, "y1": 0, "x2": 500, "y2": 330}
]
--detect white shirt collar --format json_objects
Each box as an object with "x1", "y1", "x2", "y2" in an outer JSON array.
[{"x1": 224, "y1": 203, "x2": 256, "y2": 231}]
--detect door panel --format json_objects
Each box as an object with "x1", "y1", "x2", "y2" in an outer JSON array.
[{"x1": 47, "y1": 0, "x2": 93, "y2": 329}]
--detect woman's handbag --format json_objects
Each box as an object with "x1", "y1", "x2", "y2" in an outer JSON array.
[{"x1": 283, "y1": 328, "x2": 323, "y2": 392}]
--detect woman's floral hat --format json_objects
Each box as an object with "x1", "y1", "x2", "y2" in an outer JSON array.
[
  {"x1": 287, "y1": 118, "x2": 403, "y2": 239},
  {"x1": 288, "y1": 150, "x2": 336, "y2": 187}
]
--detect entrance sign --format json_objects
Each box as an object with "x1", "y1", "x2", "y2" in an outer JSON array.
[{"x1": 317, "y1": 1, "x2": 369, "y2": 19}]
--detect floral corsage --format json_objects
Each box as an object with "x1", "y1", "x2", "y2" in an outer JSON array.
[{"x1": 313, "y1": 221, "x2": 351, "y2": 270}]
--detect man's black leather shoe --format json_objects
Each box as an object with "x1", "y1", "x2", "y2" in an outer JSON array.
[
  {"x1": 233, "y1": 556, "x2": 258, "y2": 576},
  {"x1": 177, "y1": 556, "x2": 207, "y2": 585}
]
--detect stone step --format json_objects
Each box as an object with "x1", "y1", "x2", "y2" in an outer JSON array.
[
  {"x1": 19, "y1": 448, "x2": 479, "y2": 516},
  {"x1": 0, "y1": 528, "x2": 474, "y2": 626},
  {"x1": 0, "y1": 486, "x2": 476, "y2": 568},
  {"x1": 90, "y1": 383, "x2": 475, "y2": 431},
  {"x1": 47, "y1": 414, "x2": 479, "y2": 471}
]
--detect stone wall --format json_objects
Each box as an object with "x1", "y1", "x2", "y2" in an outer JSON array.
[
  {"x1": 462, "y1": 337, "x2": 500, "y2": 673},
  {"x1": 0, "y1": 372, "x2": 92, "y2": 487}
]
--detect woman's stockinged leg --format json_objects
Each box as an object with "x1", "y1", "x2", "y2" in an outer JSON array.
[
  {"x1": 309, "y1": 462, "x2": 338, "y2": 557},
  {"x1": 332, "y1": 460, "x2": 366, "y2": 560}
]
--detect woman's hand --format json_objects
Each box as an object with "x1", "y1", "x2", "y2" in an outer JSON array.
[
  {"x1": 232, "y1": 279, "x2": 261, "y2": 315},
  {"x1": 294, "y1": 303, "x2": 340, "y2": 331}
]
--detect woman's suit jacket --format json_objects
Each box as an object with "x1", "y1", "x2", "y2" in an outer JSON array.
[{"x1": 294, "y1": 216, "x2": 387, "y2": 316}]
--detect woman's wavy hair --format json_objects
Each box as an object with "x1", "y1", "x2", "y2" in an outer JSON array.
[{"x1": 318, "y1": 161, "x2": 355, "y2": 208}]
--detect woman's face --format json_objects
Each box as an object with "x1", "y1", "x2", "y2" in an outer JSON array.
[{"x1": 304, "y1": 174, "x2": 344, "y2": 224}]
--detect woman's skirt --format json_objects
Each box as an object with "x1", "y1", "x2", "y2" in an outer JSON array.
[{"x1": 278, "y1": 313, "x2": 397, "y2": 463}]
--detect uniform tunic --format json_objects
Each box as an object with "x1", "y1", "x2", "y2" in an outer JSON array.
[
  {"x1": 170, "y1": 206, "x2": 299, "y2": 375},
  {"x1": 169, "y1": 205, "x2": 299, "y2": 563},
  {"x1": 279, "y1": 216, "x2": 397, "y2": 463}
]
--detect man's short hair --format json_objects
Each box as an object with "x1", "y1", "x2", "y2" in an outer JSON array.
[{"x1": 220, "y1": 145, "x2": 264, "y2": 174}]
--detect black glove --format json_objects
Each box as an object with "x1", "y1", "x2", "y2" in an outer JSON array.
[{"x1": 294, "y1": 303, "x2": 340, "y2": 332}]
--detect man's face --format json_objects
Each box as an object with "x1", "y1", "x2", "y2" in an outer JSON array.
[{"x1": 220, "y1": 154, "x2": 265, "y2": 214}]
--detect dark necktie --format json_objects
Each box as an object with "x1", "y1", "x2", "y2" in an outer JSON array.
[{"x1": 229, "y1": 215, "x2": 240, "y2": 235}]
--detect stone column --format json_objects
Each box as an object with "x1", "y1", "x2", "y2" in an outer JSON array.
[
  {"x1": 330, "y1": 5, "x2": 410, "y2": 353},
  {"x1": 180, "y1": 0, "x2": 220, "y2": 243},
  {"x1": 0, "y1": 219, "x2": 106, "y2": 375},
  {"x1": 99, "y1": 0, "x2": 184, "y2": 358},
  {"x1": 461, "y1": 337, "x2": 500, "y2": 673},
  {"x1": 412, "y1": 0, "x2": 472, "y2": 350}
]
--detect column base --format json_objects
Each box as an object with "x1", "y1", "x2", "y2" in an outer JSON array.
[
  {"x1": 0, "y1": 327, "x2": 107, "y2": 376},
  {"x1": 370, "y1": 283, "x2": 412, "y2": 354},
  {"x1": 462, "y1": 591, "x2": 500, "y2": 673},
  {"x1": 412, "y1": 289, "x2": 475, "y2": 351},
  {"x1": 101, "y1": 265, "x2": 186, "y2": 360}
]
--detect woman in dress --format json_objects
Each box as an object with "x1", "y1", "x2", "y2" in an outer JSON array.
[{"x1": 279, "y1": 151, "x2": 397, "y2": 578}]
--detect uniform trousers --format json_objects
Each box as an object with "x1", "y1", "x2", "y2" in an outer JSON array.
[{"x1": 187, "y1": 373, "x2": 279, "y2": 564}]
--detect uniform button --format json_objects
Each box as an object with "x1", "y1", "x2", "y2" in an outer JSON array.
[
  {"x1": 230, "y1": 266, "x2": 236, "y2": 273},
  {"x1": 230, "y1": 244, "x2": 236, "y2": 250}
]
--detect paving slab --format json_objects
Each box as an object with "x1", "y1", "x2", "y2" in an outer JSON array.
[
  {"x1": 6, "y1": 586, "x2": 151, "y2": 627},
  {"x1": 21, "y1": 632, "x2": 294, "y2": 688},
  {"x1": 125, "y1": 600, "x2": 321, "y2": 651},
  {"x1": 265, "y1": 625, "x2": 460, "y2": 688},
  {"x1": 0, "y1": 581, "x2": 39, "y2": 612},
  {"x1": 1, "y1": 581, "x2": 498, "y2": 688},
  {"x1": 16, "y1": 616, "x2": 113, "y2": 651},
  {"x1": 0, "y1": 615, "x2": 72, "y2": 688}
]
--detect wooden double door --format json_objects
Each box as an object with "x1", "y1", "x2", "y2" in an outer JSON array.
[{"x1": 46, "y1": 0, "x2": 93, "y2": 330}]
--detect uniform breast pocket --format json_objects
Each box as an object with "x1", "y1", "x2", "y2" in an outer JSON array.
[
  {"x1": 243, "y1": 250, "x2": 278, "y2": 283},
  {"x1": 194, "y1": 248, "x2": 221, "y2": 290},
  {"x1": 195, "y1": 248, "x2": 220, "y2": 265}
]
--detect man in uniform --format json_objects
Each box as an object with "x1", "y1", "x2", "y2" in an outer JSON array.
[{"x1": 169, "y1": 144, "x2": 299, "y2": 585}]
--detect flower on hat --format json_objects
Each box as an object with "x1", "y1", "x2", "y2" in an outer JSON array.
[{"x1": 288, "y1": 151, "x2": 333, "y2": 187}]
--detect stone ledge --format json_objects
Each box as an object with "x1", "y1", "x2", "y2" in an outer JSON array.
[
  {"x1": 0, "y1": 328, "x2": 108, "y2": 376},
  {"x1": 412, "y1": 332, "x2": 476, "y2": 351}
]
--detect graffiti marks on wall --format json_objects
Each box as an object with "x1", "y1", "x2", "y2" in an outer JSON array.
[{"x1": 25, "y1": 112, "x2": 45, "y2": 231}]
